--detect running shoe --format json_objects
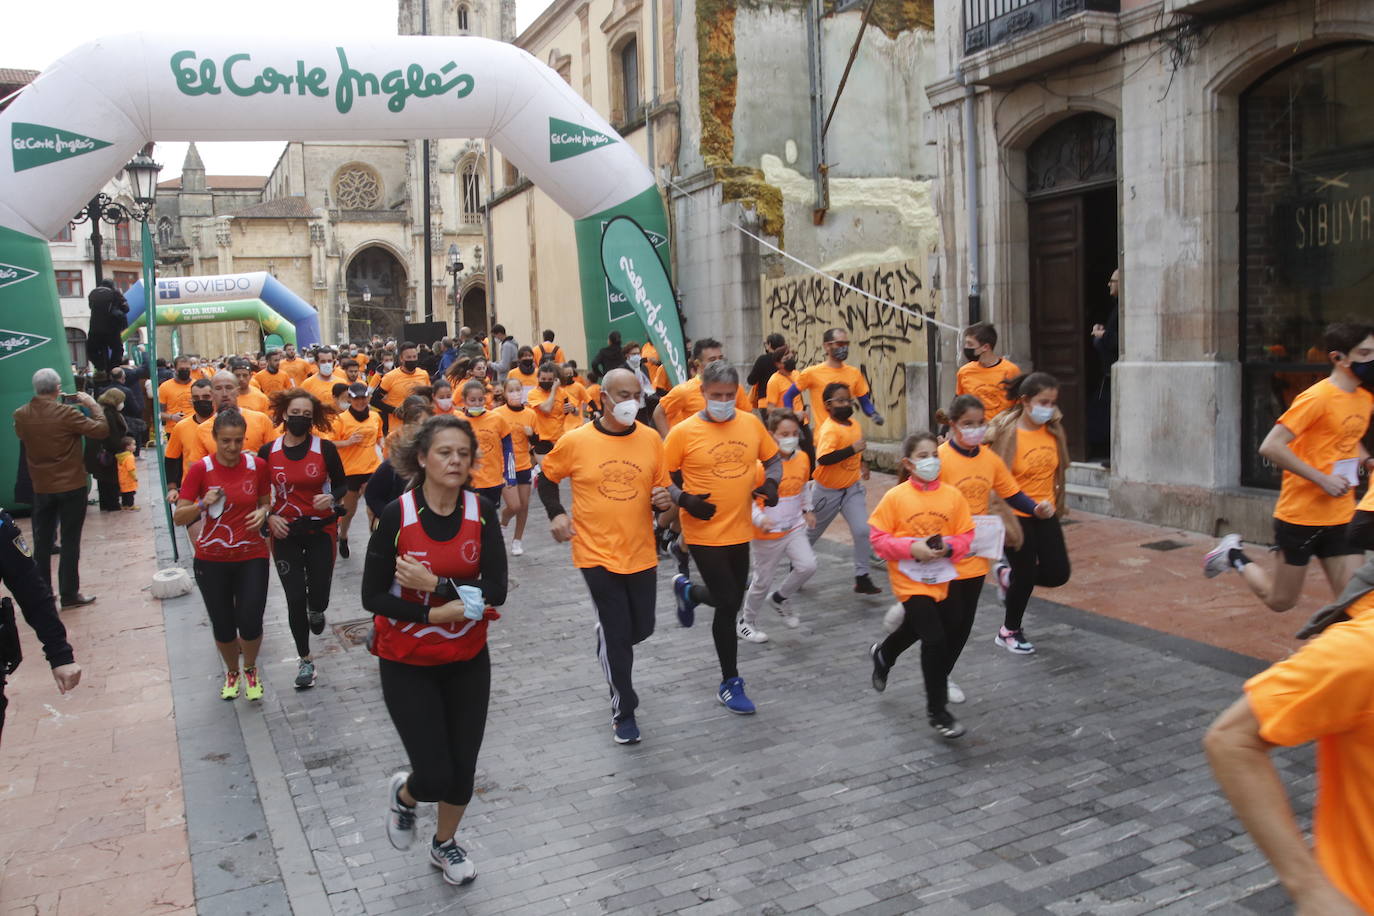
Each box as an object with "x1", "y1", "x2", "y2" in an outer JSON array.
[
  {"x1": 308, "y1": 607, "x2": 326, "y2": 635},
  {"x1": 854, "y1": 574, "x2": 881, "y2": 595},
  {"x1": 947, "y1": 679, "x2": 966, "y2": 704},
  {"x1": 613, "y1": 717, "x2": 641, "y2": 745},
  {"x1": 387, "y1": 772, "x2": 417, "y2": 850},
  {"x1": 669, "y1": 536, "x2": 691, "y2": 574},
  {"x1": 1203, "y1": 533, "x2": 1243, "y2": 579},
  {"x1": 994, "y1": 627, "x2": 1035, "y2": 655},
  {"x1": 718, "y1": 676, "x2": 756, "y2": 714},
  {"x1": 929, "y1": 710, "x2": 966, "y2": 739},
  {"x1": 295, "y1": 658, "x2": 317, "y2": 689},
  {"x1": 511, "y1": 539, "x2": 524, "y2": 557},
  {"x1": 430, "y1": 837, "x2": 477, "y2": 885},
  {"x1": 993, "y1": 562, "x2": 1011, "y2": 603},
  {"x1": 769, "y1": 591, "x2": 800, "y2": 628},
  {"x1": 220, "y1": 670, "x2": 240, "y2": 701},
  {"x1": 882, "y1": 602, "x2": 905, "y2": 634},
  {"x1": 338, "y1": 539, "x2": 350, "y2": 559},
  {"x1": 673, "y1": 574, "x2": 697, "y2": 628},
  {"x1": 243, "y1": 667, "x2": 264, "y2": 701},
  {"x1": 736, "y1": 618, "x2": 769, "y2": 644},
  {"x1": 869, "y1": 643, "x2": 889, "y2": 693}
]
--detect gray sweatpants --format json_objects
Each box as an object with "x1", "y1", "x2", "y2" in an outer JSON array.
[{"x1": 807, "y1": 481, "x2": 870, "y2": 576}]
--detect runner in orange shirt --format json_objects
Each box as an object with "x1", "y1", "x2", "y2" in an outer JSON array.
[
  {"x1": 664, "y1": 361, "x2": 783, "y2": 716},
  {"x1": 507, "y1": 346, "x2": 541, "y2": 398},
  {"x1": 300, "y1": 347, "x2": 345, "y2": 405},
  {"x1": 457, "y1": 379, "x2": 515, "y2": 510},
  {"x1": 253, "y1": 350, "x2": 293, "y2": 399},
  {"x1": 277, "y1": 343, "x2": 312, "y2": 384},
  {"x1": 158, "y1": 354, "x2": 197, "y2": 434},
  {"x1": 493, "y1": 379, "x2": 536, "y2": 555},
  {"x1": 370, "y1": 342, "x2": 431, "y2": 435},
  {"x1": 557, "y1": 364, "x2": 588, "y2": 433},
  {"x1": 163, "y1": 378, "x2": 215, "y2": 505},
  {"x1": 534, "y1": 330, "x2": 567, "y2": 366},
  {"x1": 230, "y1": 359, "x2": 271, "y2": 413},
  {"x1": 330, "y1": 382, "x2": 383, "y2": 558},
  {"x1": 1205, "y1": 322, "x2": 1374, "y2": 612},
  {"x1": 783, "y1": 327, "x2": 886, "y2": 428},
  {"x1": 653, "y1": 338, "x2": 752, "y2": 435},
  {"x1": 866, "y1": 430, "x2": 976, "y2": 739},
  {"x1": 186, "y1": 371, "x2": 279, "y2": 464},
  {"x1": 528, "y1": 363, "x2": 576, "y2": 458},
  {"x1": 537, "y1": 368, "x2": 675, "y2": 745},
  {"x1": 956, "y1": 322, "x2": 1021, "y2": 419},
  {"x1": 429, "y1": 379, "x2": 456, "y2": 415},
  {"x1": 808, "y1": 382, "x2": 881, "y2": 595}
]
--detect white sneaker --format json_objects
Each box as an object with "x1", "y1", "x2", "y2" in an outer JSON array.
[
  {"x1": 1202, "y1": 533, "x2": 1241, "y2": 579},
  {"x1": 947, "y1": 679, "x2": 966, "y2": 704},
  {"x1": 769, "y1": 591, "x2": 800, "y2": 628},
  {"x1": 882, "y1": 602, "x2": 905, "y2": 634},
  {"x1": 430, "y1": 837, "x2": 477, "y2": 885},
  {"x1": 736, "y1": 618, "x2": 769, "y2": 643},
  {"x1": 386, "y1": 772, "x2": 416, "y2": 850},
  {"x1": 511, "y1": 539, "x2": 524, "y2": 557}
]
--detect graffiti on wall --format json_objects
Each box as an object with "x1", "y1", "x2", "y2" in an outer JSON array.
[{"x1": 761, "y1": 259, "x2": 936, "y2": 437}]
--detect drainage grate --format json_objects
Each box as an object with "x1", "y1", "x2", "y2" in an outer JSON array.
[
  {"x1": 1141, "y1": 539, "x2": 1188, "y2": 552},
  {"x1": 333, "y1": 618, "x2": 373, "y2": 647}
]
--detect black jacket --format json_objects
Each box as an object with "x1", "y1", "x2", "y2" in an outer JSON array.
[
  {"x1": 87, "y1": 286, "x2": 129, "y2": 336},
  {"x1": 0, "y1": 510, "x2": 73, "y2": 669}
]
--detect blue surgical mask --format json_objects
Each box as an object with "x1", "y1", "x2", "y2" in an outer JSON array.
[
  {"x1": 706, "y1": 400, "x2": 736, "y2": 422},
  {"x1": 1029, "y1": 404, "x2": 1055, "y2": 425}
]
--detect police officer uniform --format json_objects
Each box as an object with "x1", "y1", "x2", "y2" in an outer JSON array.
[{"x1": 0, "y1": 510, "x2": 75, "y2": 740}]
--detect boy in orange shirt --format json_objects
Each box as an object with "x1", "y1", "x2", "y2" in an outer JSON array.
[
  {"x1": 1205, "y1": 322, "x2": 1374, "y2": 610},
  {"x1": 116, "y1": 437, "x2": 139, "y2": 510},
  {"x1": 955, "y1": 322, "x2": 1020, "y2": 419},
  {"x1": 808, "y1": 382, "x2": 881, "y2": 595}
]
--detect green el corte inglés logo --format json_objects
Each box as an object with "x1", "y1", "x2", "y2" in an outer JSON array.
[
  {"x1": 0, "y1": 329, "x2": 53, "y2": 362},
  {"x1": 11, "y1": 123, "x2": 113, "y2": 172},
  {"x1": 549, "y1": 117, "x2": 616, "y2": 162},
  {"x1": 0, "y1": 261, "x2": 39, "y2": 289}
]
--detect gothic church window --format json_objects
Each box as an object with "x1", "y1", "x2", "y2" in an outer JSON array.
[
  {"x1": 458, "y1": 4, "x2": 470, "y2": 31},
  {"x1": 461, "y1": 159, "x2": 483, "y2": 224},
  {"x1": 335, "y1": 165, "x2": 383, "y2": 210}
]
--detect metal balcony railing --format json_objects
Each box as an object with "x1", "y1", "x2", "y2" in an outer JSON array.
[{"x1": 964, "y1": 0, "x2": 1119, "y2": 56}]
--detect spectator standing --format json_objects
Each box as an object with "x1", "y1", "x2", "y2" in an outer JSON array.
[
  {"x1": 86, "y1": 279, "x2": 129, "y2": 372},
  {"x1": 91, "y1": 388, "x2": 129, "y2": 512},
  {"x1": 489, "y1": 325, "x2": 519, "y2": 383},
  {"x1": 746, "y1": 334, "x2": 787, "y2": 407},
  {"x1": 105, "y1": 366, "x2": 147, "y2": 452},
  {"x1": 12, "y1": 369, "x2": 108, "y2": 608},
  {"x1": 455, "y1": 327, "x2": 484, "y2": 362}
]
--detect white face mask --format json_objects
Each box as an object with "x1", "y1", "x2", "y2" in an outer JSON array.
[
  {"x1": 382, "y1": 360, "x2": 394, "y2": 370},
  {"x1": 627, "y1": 354, "x2": 642, "y2": 370},
  {"x1": 318, "y1": 362, "x2": 333, "y2": 376},
  {"x1": 1029, "y1": 404, "x2": 1055, "y2": 425},
  {"x1": 958, "y1": 425, "x2": 988, "y2": 447},
  {"x1": 435, "y1": 397, "x2": 454, "y2": 410},
  {"x1": 913, "y1": 456, "x2": 941, "y2": 482},
  {"x1": 776, "y1": 435, "x2": 799, "y2": 454},
  {"x1": 337, "y1": 399, "x2": 350, "y2": 411},
  {"x1": 706, "y1": 400, "x2": 735, "y2": 422},
  {"x1": 610, "y1": 397, "x2": 640, "y2": 426}
]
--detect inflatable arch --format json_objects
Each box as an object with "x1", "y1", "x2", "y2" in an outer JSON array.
[
  {"x1": 120, "y1": 271, "x2": 322, "y2": 347},
  {"x1": 0, "y1": 33, "x2": 687, "y2": 508}
]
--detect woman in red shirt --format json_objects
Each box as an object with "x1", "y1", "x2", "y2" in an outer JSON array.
[
  {"x1": 174, "y1": 409, "x2": 272, "y2": 702},
  {"x1": 362, "y1": 415, "x2": 508, "y2": 886}
]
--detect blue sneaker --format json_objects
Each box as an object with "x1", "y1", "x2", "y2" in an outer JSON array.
[
  {"x1": 673, "y1": 574, "x2": 697, "y2": 628},
  {"x1": 613, "y1": 717, "x2": 641, "y2": 745},
  {"x1": 718, "y1": 676, "x2": 756, "y2": 715}
]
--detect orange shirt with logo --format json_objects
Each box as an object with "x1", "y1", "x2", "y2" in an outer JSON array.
[
  {"x1": 751, "y1": 450, "x2": 812, "y2": 541},
  {"x1": 938, "y1": 440, "x2": 1021, "y2": 578},
  {"x1": 330, "y1": 408, "x2": 383, "y2": 477},
  {"x1": 466, "y1": 410, "x2": 512, "y2": 490},
  {"x1": 813, "y1": 417, "x2": 865, "y2": 490},
  {"x1": 664, "y1": 412, "x2": 779, "y2": 547},
  {"x1": 792, "y1": 363, "x2": 869, "y2": 426},
  {"x1": 868, "y1": 479, "x2": 974, "y2": 601},
  {"x1": 237, "y1": 386, "x2": 271, "y2": 414},
  {"x1": 377, "y1": 367, "x2": 431, "y2": 410},
  {"x1": 1245, "y1": 594, "x2": 1374, "y2": 914},
  {"x1": 541, "y1": 422, "x2": 669, "y2": 574},
  {"x1": 955, "y1": 358, "x2": 1022, "y2": 418},
  {"x1": 1274, "y1": 378, "x2": 1374, "y2": 527},
  {"x1": 492, "y1": 405, "x2": 534, "y2": 472},
  {"x1": 1010, "y1": 425, "x2": 1059, "y2": 516},
  {"x1": 658, "y1": 377, "x2": 752, "y2": 429},
  {"x1": 253, "y1": 368, "x2": 293, "y2": 398},
  {"x1": 157, "y1": 377, "x2": 196, "y2": 427}
]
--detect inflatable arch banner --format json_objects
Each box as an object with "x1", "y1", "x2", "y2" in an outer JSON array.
[
  {"x1": 0, "y1": 33, "x2": 687, "y2": 509},
  {"x1": 120, "y1": 271, "x2": 323, "y2": 347}
]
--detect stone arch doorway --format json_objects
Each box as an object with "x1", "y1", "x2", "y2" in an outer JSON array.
[
  {"x1": 1024, "y1": 112, "x2": 1119, "y2": 463},
  {"x1": 460, "y1": 283, "x2": 488, "y2": 339},
  {"x1": 346, "y1": 246, "x2": 409, "y2": 342}
]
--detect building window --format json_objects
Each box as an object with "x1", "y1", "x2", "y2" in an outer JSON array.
[
  {"x1": 457, "y1": 4, "x2": 469, "y2": 31},
  {"x1": 51, "y1": 223, "x2": 72, "y2": 243},
  {"x1": 66, "y1": 328, "x2": 87, "y2": 368},
  {"x1": 1240, "y1": 43, "x2": 1374, "y2": 488},
  {"x1": 619, "y1": 38, "x2": 640, "y2": 122},
  {"x1": 114, "y1": 220, "x2": 133, "y2": 258},
  {"x1": 461, "y1": 159, "x2": 483, "y2": 224},
  {"x1": 55, "y1": 270, "x2": 84, "y2": 298},
  {"x1": 503, "y1": 159, "x2": 520, "y2": 188},
  {"x1": 157, "y1": 217, "x2": 174, "y2": 247},
  {"x1": 334, "y1": 164, "x2": 383, "y2": 210},
  {"x1": 113, "y1": 270, "x2": 139, "y2": 291}
]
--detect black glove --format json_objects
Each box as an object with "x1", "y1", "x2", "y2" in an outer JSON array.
[
  {"x1": 752, "y1": 477, "x2": 779, "y2": 507},
  {"x1": 678, "y1": 491, "x2": 716, "y2": 521}
]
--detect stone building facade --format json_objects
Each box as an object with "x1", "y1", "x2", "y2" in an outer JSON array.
[{"x1": 925, "y1": 0, "x2": 1374, "y2": 538}]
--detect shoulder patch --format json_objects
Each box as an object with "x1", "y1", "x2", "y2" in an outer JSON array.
[{"x1": 13, "y1": 533, "x2": 31, "y2": 558}]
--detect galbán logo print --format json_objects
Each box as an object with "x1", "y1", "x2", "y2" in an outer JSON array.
[{"x1": 11, "y1": 123, "x2": 113, "y2": 172}]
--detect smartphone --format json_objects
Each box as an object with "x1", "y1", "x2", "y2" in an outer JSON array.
[
  {"x1": 926, "y1": 534, "x2": 944, "y2": 552},
  {"x1": 60, "y1": 393, "x2": 80, "y2": 405}
]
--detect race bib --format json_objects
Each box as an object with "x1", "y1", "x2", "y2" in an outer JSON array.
[
  {"x1": 971, "y1": 514, "x2": 1006, "y2": 560},
  {"x1": 1333, "y1": 458, "x2": 1359, "y2": 487},
  {"x1": 897, "y1": 556, "x2": 957, "y2": 585}
]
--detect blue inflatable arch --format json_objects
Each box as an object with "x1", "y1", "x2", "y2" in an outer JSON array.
[{"x1": 121, "y1": 271, "x2": 321, "y2": 348}]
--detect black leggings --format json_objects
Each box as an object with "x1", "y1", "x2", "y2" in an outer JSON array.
[
  {"x1": 687, "y1": 543, "x2": 751, "y2": 681},
  {"x1": 1004, "y1": 516, "x2": 1071, "y2": 631},
  {"x1": 193, "y1": 557, "x2": 270, "y2": 643},
  {"x1": 380, "y1": 648, "x2": 490, "y2": 807},
  {"x1": 878, "y1": 588, "x2": 975, "y2": 718},
  {"x1": 271, "y1": 531, "x2": 336, "y2": 657},
  {"x1": 582, "y1": 567, "x2": 656, "y2": 723}
]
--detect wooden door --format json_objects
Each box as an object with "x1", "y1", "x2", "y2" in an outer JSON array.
[{"x1": 1028, "y1": 196, "x2": 1086, "y2": 460}]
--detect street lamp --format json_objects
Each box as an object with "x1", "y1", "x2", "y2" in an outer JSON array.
[
  {"x1": 70, "y1": 146, "x2": 163, "y2": 285},
  {"x1": 447, "y1": 243, "x2": 464, "y2": 320}
]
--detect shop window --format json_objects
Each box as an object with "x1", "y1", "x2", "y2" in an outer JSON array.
[
  {"x1": 1241, "y1": 44, "x2": 1374, "y2": 488},
  {"x1": 55, "y1": 270, "x2": 83, "y2": 298}
]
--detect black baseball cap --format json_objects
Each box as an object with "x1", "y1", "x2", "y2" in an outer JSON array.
[{"x1": 347, "y1": 382, "x2": 369, "y2": 398}]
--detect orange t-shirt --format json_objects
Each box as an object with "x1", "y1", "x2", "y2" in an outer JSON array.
[
  {"x1": 658, "y1": 377, "x2": 752, "y2": 429},
  {"x1": 301, "y1": 372, "x2": 345, "y2": 406},
  {"x1": 236, "y1": 386, "x2": 271, "y2": 414},
  {"x1": 1245, "y1": 594, "x2": 1374, "y2": 914},
  {"x1": 664, "y1": 412, "x2": 779, "y2": 547},
  {"x1": 492, "y1": 404, "x2": 534, "y2": 472},
  {"x1": 466, "y1": 410, "x2": 512, "y2": 490},
  {"x1": 792, "y1": 363, "x2": 870, "y2": 426},
  {"x1": 562, "y1": 382, "x2": 588, "y2": 432},
  {"x1": 540, "y1": 421, "x2": 669, "y2": 574},
  {"x1": 938, "y1": 440, "x2": 1021, "y2": 578},
  {"x1": 330, "y1": 408, "x2": 383, "y2": 477},
  {"x1": 278, "y1": 357, "x2": 312, "y2": 384},
  {"x1": 762, "y1": 369, "x2": 798, "y2": 411},
  {"x1": 1010, "y1": 425, "x2": 1059, "y2": 516},
  {"x1": 187, "y1": 408, "x2": 277, "y2": 463},
  {"x1": 376, "y1": 367, "x2": 431, "y2": 410},
  {"x1": 534, "y1": 342, "x2": 567, "y2": 366},
  {"x1": 812, "y1": 417, "x2": 864, "y2": 490},
  {"x1": 164, "y1": 414, "x2": 206, "y2": 463},
  {"x1": 751, "y1": 450, "x2": 812, "y2": 541},
  {"x1": 116, "y1": 452, "x2": 137, "y2": 493},
  {"x1": 955, "y1": 358, "x2": 1022, "y2": 419},
  {"x1": 157, "y1": 377, "x2": 196, "y2": 427},
  {"x1": 507, "y1": 367, "x2": 540, "y2": 398},
  {"x1": 528, "y1": 385, "x2": 574, "y2": 442},
  {"x1": 867, "y1": 479, "x2": 974, "y2": 601},
  {"x1": 253, "y1": 368, "x2": 293, "y2": 398},
  {"x1": 1274, "y1": 378, "x2": 1374, "y2": 527}
]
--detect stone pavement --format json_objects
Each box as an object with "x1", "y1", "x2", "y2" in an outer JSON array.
[{"x1": 0, "y1": 466, "x2": 1335, "y2": 914}]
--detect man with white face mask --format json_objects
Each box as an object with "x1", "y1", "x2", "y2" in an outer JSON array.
[
  {"x1": 301, "y1": 347, "x2": 339, "y2": 405},
  {"x1": 536, "y1": 369, "x2": 675, "y2": 746}
]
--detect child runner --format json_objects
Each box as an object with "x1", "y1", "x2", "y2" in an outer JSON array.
[
  {"x1": 458, "y1": 380, "x2": 515, "y2": 512},
  {"x1": 117, "y1": 436, "x2": 138, "y2": 510},
  {"x1": 492, "y1": 379, "x2": 535, "y2": 555},
  {"x1": 808, "y1": 382, "x2": 881, "y2": 594},
  {"x1": 956, "y1": 322, "x2": 1021, "y2": 419}
]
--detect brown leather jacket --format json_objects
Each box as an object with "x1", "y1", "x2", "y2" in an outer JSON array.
[{"x1": 13, "y1": 397, "x2": 110, "y2": 494}]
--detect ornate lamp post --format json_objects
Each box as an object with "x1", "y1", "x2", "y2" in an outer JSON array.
[
  {"x1": 71, "y1": 149, "x2": 162, "y2": 285},
  {"x1": 446, "y1": 243, "x2": 464, "y2": 324}
]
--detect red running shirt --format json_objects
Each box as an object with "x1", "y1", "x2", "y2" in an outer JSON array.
[
  {"x1": 181, "y1": 454, "x2": 270, "y2": 562},
  {"x1": 265, "y1": 436, "x2": 336, "y2": 534}
]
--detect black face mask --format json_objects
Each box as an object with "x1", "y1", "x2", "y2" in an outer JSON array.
[
  {"x1": 403, "y1": 359, "x2": 419, "y2": 372},
  {"x1": 285, "y1": 415, "x2": 312, "y2": 436},
  {"x1": 829, "y1": 404, "x2": 853, "y2": 421},
  {"x1": 1350, "y1": 358, "x2": 1374, "y2": 386},
  {"x1": 192, "y1": 400, "x2": 214, "y2": 418},
  {"x1": 266, "y1": 365, "x2": 278, "y2": 374},
  {"x1": 175, "y1": 368, "x2": 191, "y2": 382},
  {"x1": 519, "y1": 359, "x2": 535, "y2": 373},
  {"x1": 963, "y1": 347, "x2": 978, "y2": 363},
  {"x1": 538, "y1": 380, "x2": 554, "y2": 391}
]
